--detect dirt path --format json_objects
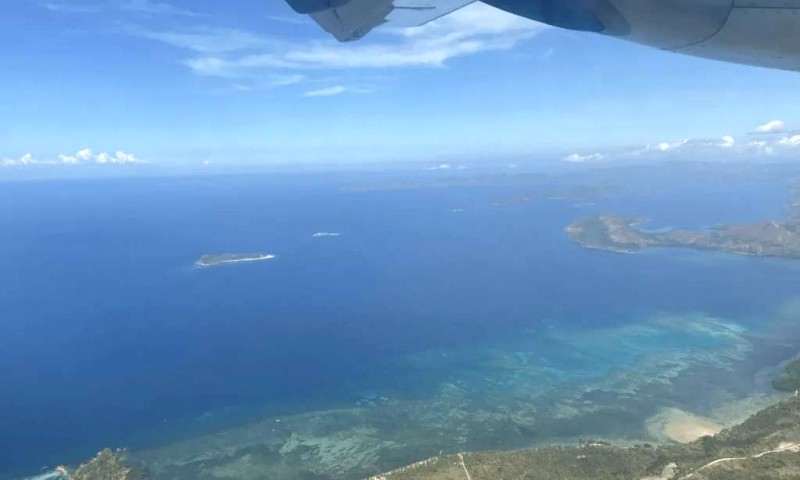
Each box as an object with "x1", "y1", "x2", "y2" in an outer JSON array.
[
  {"x1": 457, "y1": 453, "x2": 472, "y2": 480},
  {"x1": 678, "y1": 442, "x2": 800, "y2": 479}
]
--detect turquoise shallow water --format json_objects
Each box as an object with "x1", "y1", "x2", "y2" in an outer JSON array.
[
  {"x1": 2, "y1": 166, "x2": 800, "y2": 479},
  {"x1": 131, "y1": 305, "x2": 800, "y2": 479}
]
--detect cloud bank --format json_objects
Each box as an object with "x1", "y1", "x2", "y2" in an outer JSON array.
[
  {"x1": 562, "y1": 125, "x2": 800, "y2": 163},
  {"x1": 126, "y1": 2, "x2": 546, "y2": 93},
  {"x1": 45, "y1": 0, "x2": 197, "y2": 17},
  {"x1": 563, "y1": 153, "x2": 606, "y2": 163},
  {"x1": 2, "y1": 148, "x2": 142, "y2": 168}
]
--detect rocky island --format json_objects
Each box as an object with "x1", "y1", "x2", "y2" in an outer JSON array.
[
  {"x1": 566, "y1": 213, "x2": 800, "y2": 258},
  {"x1": 195, "y1": 253, "x2": 275, "y2": 268}
]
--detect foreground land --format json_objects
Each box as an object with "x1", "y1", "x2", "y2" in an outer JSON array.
[
  {"x1": 54, "y1": 395, "x2": 800, "y2": 480},
  {"x1": 566, "y1": 213, "x2": 800, "y2": 258},
  {"x1": 374, "y1": 396, "x2": 800, "y2": 480},
  {"x1": 41, "y1": 449, "x2": 145, "y2": 480}
]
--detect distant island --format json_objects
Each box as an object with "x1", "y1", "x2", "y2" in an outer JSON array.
[
  {"x1": 566, "y1": 213, "x2": 800, "y2": 259},
  {"x1": 195, "y1": 253, "x2": 275, "y2": 268}
]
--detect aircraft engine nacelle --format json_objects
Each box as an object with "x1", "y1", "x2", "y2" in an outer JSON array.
[
  {"x1": 484, "y1": 0, "x2": 800, "y2": 71},
  {"x1": 285, "y1": 0, "x2": 800, "y2": 71}
]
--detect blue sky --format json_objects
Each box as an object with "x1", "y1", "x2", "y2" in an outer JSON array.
[{"x1": 2, "y1": 0, "x2": 800, "y2": 171}]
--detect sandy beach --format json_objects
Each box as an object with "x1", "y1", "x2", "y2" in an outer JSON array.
[{"x1": 647, "y1": 408, "x2": 723, "y2": 443}]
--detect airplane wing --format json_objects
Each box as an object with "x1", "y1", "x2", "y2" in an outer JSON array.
[
  {"x1": 285, "y1": 0, "x2": 476, "y2": 41},
  {"x1": 284, "y1": 0, "x2": 800, "y2": 72}
]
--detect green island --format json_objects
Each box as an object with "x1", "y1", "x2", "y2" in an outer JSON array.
[
  {"x1": 565, "y1": 213, "x2": 800, "y2": 258},
  {"x1": 195, "y1": 253, "x2": 275, "y2": 268}
]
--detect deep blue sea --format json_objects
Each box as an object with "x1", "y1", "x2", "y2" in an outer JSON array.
[{"x1": 2, "y1": 168, "x2": 800, "y2": 478}]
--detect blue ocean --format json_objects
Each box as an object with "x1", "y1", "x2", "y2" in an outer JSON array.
[{"x1": 3, "y1": 167, "x2": 800, "y2": 479}]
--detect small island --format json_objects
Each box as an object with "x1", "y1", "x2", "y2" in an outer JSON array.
[
  {"x1": 195, "y1": 253, "x2": 275, "y2": 268},
  {"x1": 566, "y1": 213, "x2": 800, "y2": 258}
]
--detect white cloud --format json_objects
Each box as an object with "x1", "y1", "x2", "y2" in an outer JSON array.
[
  {"x1": 119, "y1": 0, "x2": 197, "y2": 16},
  {"x1": 753, "y1": 119, "x2": 788, "y2": 134},
  {"x1": 136, "y1": 28, "x2": 273, "y2": 55},
  {"x1": 85, "y1": 149, "x2": 139, "y2": 164},
  {"x1": 44, "y1": 0, "x2": 196, "y2": 16},
  {"x1": 635, "y1": 136, "x2": 736, "y2": 155},
  {"x1": 564, "y1": 128, "x2": 800, "y2": 163},
  {"x1": 747, "y1": 140, "x2": 775, "y2": 156},
  {"x1": 51, "y1": 148, "x2": 92, "y2": 165},
  {"x1": 76, "y1": 148, "x2": 94, "y2": 161},
  {"x1": 424, "y1": 163, "x2": 453, "y2": 170},
  {"x1": 2, "y1": 149, "x2": 142, "y2": 168},
  {"x1": 269, "y1": 74, "x2": 305, "y2": 87},
  {"x1": 1, "y1": 153, "x2": 40, "y2": 166},
  {"x1": 211, "y1": 76, "x2": 305, "y2": 94},
  {"x1": 563, "y1": 153, "x2": 605, "y2": 163},
  {"x1": 303, "y1": 85, "x2": 347, "y2": 97},
  {"x1": 721, "y1": 135, "x2": 735, "y2": 147},
  {"x1": 656, "y1": 142, "x2": 672, "y2": 152},
  {"x1": 135, "y1": 3, "x2": 546, "y2": 78},
  {"x1": 113, "y1": 151, "x2": 138, "y2": 163},
  {"x1": 779, "y1": 135, "x2": 800, "y2": 146},
  {"x1": 44, "y1": 2, "x2": 101, "y2": 13},
  {"x1": 18, "y1": 153, "x2": 37, "y2": 165}
]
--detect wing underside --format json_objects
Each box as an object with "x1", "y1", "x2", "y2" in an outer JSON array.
[{"x1": 287, "y1": 0, "x2": 476, "y2": 41}]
